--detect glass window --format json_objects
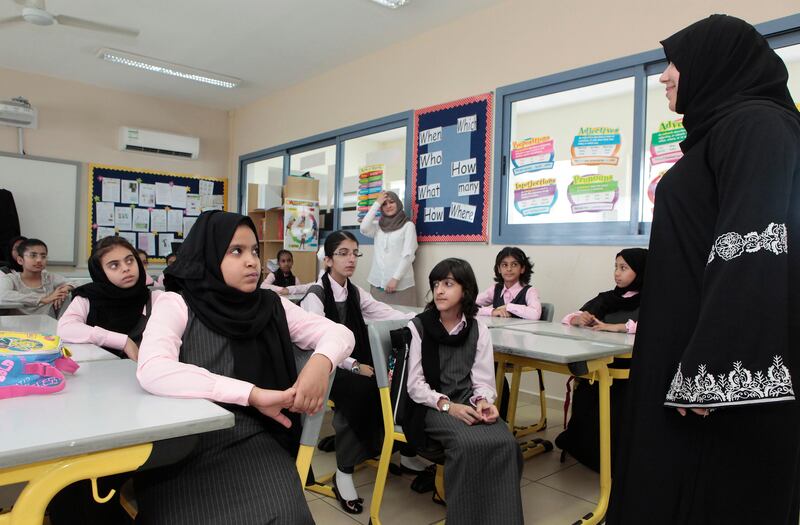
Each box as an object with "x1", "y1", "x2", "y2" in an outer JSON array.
[
  {"x1": 243, "y1": 155, "x2": 283, "y2": 214},
  {"x1": 289, "y1": 144, "x2": 337, "y2": 234},
  {"x1": 642, "y1": 69, "x2": 685, "y2": 223},
  {"x1": 506, "y1": 77, "x2": 635, "y2": 227},
  {"x1": 776, "y1": 43, "x2": 800, "y2": 104},
  {"x1": 340, "y1": 127, "x2": 407, "y2": 228}
]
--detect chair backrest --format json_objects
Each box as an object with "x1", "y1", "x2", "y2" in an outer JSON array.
[
  {"x1": 540, "y1": 302, "x2": 555, "y2": 322},
  {"x1": 367, "y1": 318, "x2": 412, "y2": 390}
]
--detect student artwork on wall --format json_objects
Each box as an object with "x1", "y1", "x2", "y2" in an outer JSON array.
[
  {"x1": 283, "y1": 199, "x2": 319, "y2": 252},
  {"x1": 88, "y1": 164, "x2": 226, "y2": 262},
  {"x1": 411, "y1": 93, "x2": 492, "y2": 242}
]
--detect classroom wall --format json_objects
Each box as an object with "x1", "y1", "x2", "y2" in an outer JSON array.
[
  {"x1": 0, "y1": 67, "x2": 230, "y2": 269},
  {"x1": 231, "y1": 0, "x2": 799, "y2": 398}
]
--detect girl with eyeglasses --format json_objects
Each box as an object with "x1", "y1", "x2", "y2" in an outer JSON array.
[
  {"x1": 0, "y1": 238, "x2": 72, "y2": 317},
  {"x1": 300, "y1": 230, "x2": 423, "y2": 514},
  {"x1": 475, "y1": 246, "x2": 541, "y2": 320}
]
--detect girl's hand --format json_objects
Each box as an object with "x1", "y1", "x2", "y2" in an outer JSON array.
[
  {"x1": 278, "y1": 287, "x2": 290, "y2": 296},
  {"x1": 449, "y1": 403, "x2": 482, "y2": 426},
  {"x1": 591, "y1": 321, "x2": 626, "y2": 333},
  {"x1": 476, "y1": 399, "x2": 499, "y2": 424},
  {"x1": 492, "y1": 306, "x2": 511, "y2": 318},
  {"x1": 677, "y1": 407, "x2": 711, "y2": 417},
  {"x1": 292, "y1": 354, "x2": 332, "y2": 415},
  {"x1": 358, "y1": 364, "x2": 375, "y2": 378},
  {"x1": 375, "y1": 191, "x2": 387, "y2": 206},
  {"x1": 123, "y1": 338, "x2": 140, "y2": 361},
  {"x1": 249, "y1": 386, "x2": 296, "y2": 428},
  {"x1": 571, "y1": 311, "x2": 596, "y2": 327},
  {"x1": 385, "y1": 278, "x2": 398, "y2": 293}
]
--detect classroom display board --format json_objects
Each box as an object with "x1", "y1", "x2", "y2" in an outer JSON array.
[
  {"x1": 88, "y1": 164, "x2": 226, "y2": 262},
  {"x1": 0, "y1": 153, "x2": 79, "y2": 265},
  {"x1": 411, "y1": 93, "x2": 492, "y2": 242}
]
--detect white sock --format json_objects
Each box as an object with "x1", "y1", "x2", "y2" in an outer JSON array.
[
  {"x1": 400, "y1": 454, "x2": 429, "y2": 472},
  {"x1": 335, "y1": 469, "x2": 358, "y2": 501}
]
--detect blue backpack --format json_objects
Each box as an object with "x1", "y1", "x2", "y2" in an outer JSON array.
[{"x1": 0, "y1": 331, "x2": 79, "y2": 399}]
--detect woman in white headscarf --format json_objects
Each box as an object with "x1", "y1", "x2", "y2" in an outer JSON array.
[{"x1": 359, "y1": 191, "x2": 418, "y2": 306}]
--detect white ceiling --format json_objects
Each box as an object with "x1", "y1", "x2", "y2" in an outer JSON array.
[{"x1": 0, "y1": 0, "x2": 502, "y2": 109}]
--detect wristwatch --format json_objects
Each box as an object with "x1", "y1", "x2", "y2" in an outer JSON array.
[
  {"x1": 351, "y1": 361, "x2": 361, "y2": 375},
  {"x1": 441, "y1": 401, "x2": 451, "y2": 413}
]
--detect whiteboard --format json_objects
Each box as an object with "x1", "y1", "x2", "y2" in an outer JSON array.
[{"x1": 0, "y1": 153, "x2": 79, "y2": 265}]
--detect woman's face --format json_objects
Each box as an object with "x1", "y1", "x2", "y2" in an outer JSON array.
[
  {"x1": 614, "y1": 256, "x2": 637, "y2": 289},
  {"x1": 659, "y1": 63, "x2": 681, "y2": 112},
  {"x1": 100, "y1": 246, "x2": 140, "y2": 289},
  {"x1": 381, "y1": 196, "x2": 398, "y2": 217},
  {"x1": 220, "y1": 225, "x2": 261, "y2": 293},
  {"x1": 324, "y1": 238, "x2": 359, "y2": 280}
]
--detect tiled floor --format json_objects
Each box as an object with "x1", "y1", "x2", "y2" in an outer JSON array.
[{"x1": 308, "y1": 395, "x2": 600, "y2": 524}]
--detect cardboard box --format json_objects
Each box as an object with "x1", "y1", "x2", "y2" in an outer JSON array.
[
  {"x1": 284, "y1": 175, "x2": 319, "y2": 202},
  {"x1": 247, "y1": 183, "x2": 282, "y2": 211}
]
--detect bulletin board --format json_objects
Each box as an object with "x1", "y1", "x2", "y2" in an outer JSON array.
[
  {"x1": 88, "y1": 164, "x2": 227, "y2": 262},
  {"x1": 411, "y1": 93, "x2": 492, "y2": 242}
]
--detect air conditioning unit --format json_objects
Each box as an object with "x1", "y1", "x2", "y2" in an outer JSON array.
[
  {"x1": 118, "y1": 127, "x2": 199, "y2": 159},
  {"x1": 0, "y1": 98, "x2": 37, "y2": 128}
]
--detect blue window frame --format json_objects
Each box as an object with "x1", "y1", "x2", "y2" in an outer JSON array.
[{"x1": 238, "y1": 111, "x2": 414, "y2": 245}]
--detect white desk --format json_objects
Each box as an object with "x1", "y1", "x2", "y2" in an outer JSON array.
[
  {"x1": 0, "y1": 315, "x2": 121, "y2": 363},
  {"x1": 503, "y1": 321, "x2": 636, "y2": 346},
  {"x1": 287, "y1": 293, "x2": 305, "y2": 304},
  {"x1": 490, "y1": 329, "x2": 631, "y2": 525},
  {"x1": 0, "y1": 300, "x2": 25, "y2": 313},
  {"x1": 0, "y1": 359, "x2": 233, "y2": 523}
]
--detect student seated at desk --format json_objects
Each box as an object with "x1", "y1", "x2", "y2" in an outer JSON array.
[
  {"x1": 0, "y1": 235, "x2": 26, "y2": 274},
  {"x1": 261, "y1": 249, "x2": 310, "y2": 296},
  {"x1": 135, "y1": 210, "x2": 354, "y2": 525},
  {"x1": 300, "y1": 230, "x2": 419, "y2": 514},
  {"x1": 404, "y1": 258, "x2": 524, "y2": 525},
  {"x1": 0, "y1": 238, "x2": 72, "y2": 317},
  {"x1": 561, "y1": 248, "x2": 648, "y2": 333},
  {"x1": 57, "y1": 236, "x2": 163, "y2": 360},
  {"x1": 476, "y1": 246, "x2": 541, "y2": 319},
  {"x1": 136, "y1": 248, "x2": 155, "y2": 286},
  {"x1": 155, "y1": 252, "x2": 177, "y2": 287}
]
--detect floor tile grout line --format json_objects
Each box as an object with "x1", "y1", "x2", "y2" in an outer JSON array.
[{"x1": 531, "y1": 480, "x2": 599, "y2": 506}]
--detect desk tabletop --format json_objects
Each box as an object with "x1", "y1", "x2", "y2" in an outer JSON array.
[
  {"x1": 504, "y1": 322, "x2": 635, "y2": 347},
  {"x1": 0, "y1": 359, "x2": 233, "y2": 468},
  {"x1": 491, "y1": 329, "x2": 632, "y2": 364}
]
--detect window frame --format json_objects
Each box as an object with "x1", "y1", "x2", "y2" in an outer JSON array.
[{"x1": 238, "y1": 111, "x2": 414, "y2": 245}]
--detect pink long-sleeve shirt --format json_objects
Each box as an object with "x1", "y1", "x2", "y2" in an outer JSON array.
[
  {"x1": 259, "y1": 272, "x2": 311, "y2": 295},
  {"x1": 57, "y1": 291, "x2": 165, "y2": 351},
  {"x1": 560, "y1": 290, "x2": 639, "y2": 334},
  {"x1": 406, "y1": 315, "x2": 496, "y2": 410},
  {"x1": 136, "y1": 291, "x2": 354, "y2": 406},
  {"x1": 300, "y1": 276, "x2": 414, "y2": 370},
  {"x1": 476, "y1": 281, "x2": 542, "y2": 320}
]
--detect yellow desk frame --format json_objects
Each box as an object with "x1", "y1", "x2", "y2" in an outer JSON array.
[
  {"x1": 494, "y1": 351, "x2": 630, "y2": 525},
  {"x1": 0, "y1": 443, "x2": 152, "y2": 525}
]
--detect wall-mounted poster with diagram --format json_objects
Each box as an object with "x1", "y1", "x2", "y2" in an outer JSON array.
[{"x1": 283, "y1": 199, "x2": 319, "y2": 252}]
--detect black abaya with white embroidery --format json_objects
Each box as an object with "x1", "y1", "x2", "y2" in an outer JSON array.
[{"x1": 607, "y1": 15, "x2": 800, "y2": 524}]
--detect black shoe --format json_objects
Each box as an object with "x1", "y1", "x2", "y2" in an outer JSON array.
[{"x1": 332, "y1": 477, "x2": 364, "y2": 515}]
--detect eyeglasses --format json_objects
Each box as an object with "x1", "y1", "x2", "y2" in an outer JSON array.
[
  {"x1": 23, "y1": 252, "x2": 48, "y2": 260},
  {"x1": 332, "y1": 250, "x2": 363, "y2": 258}
]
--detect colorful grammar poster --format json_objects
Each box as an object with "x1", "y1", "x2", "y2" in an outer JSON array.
[
  {"x1": 357, "y1": 164, "x2": 383, "y2": 223},
  {"x1": 511, "y1": 136, "x2": 555, "y2": 175},
  {"x1": 650, "y1": 119, "x2": 686, "y2": 166},
  {"x1": 566, "y1": 174, "x2": 619, "y2": 213},
  {"x1": 570, "y1": 127, "x2": 621, "y2": 166},
  {"x1": 411, "y1": 93, "x2": 492, "y2": 242},
  {"x1": 283, "y1": 200, "x2": 319, "y2": 252},
  {"x1": 513, "y1": 177, "x2": 558, "y2": 217}
]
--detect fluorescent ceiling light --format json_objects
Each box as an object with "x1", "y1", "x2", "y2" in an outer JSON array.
[
  {"x1": 370, "y1": 0, "x2": 410, "y2": 8},
  {"x1": 97, "y1": 48, "x2": 240, "y2": 89}
]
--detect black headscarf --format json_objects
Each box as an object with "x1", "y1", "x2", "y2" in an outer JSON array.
[
  {"x1": 163, "y1": 210, "x2": 301, "y2": 447},
  {"x1": 5, "y1": 235, "x2": 26, "y2": 272},
  {"x1": 661, "y1": 14, "x2": 800, "y2": 151},
  {"x1": 580, "y1": 248, "x2": 648, "y2": 320},
  {"x1": 72, "y1": 242, "x2": 150, "y2": 343}
]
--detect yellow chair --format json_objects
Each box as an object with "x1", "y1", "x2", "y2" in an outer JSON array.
[{"x1": 366, "y1": 319, "x2": 446, "y2": 525}]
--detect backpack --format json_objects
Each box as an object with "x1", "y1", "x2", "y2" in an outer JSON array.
[
  {"x1": 387, "y1": 327, "x2": 412, "y2": 427},
  {"x1": 0, "y1": 331, "x2": 79, "y2": 399}
]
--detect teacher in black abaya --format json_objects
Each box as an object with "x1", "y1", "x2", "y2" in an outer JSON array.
[{"x1": 607, "y1": 15, "x2": 800, "y2": 525}]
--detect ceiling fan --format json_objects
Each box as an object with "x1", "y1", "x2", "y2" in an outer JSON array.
[{"x1": 0, "y1": 0, "x2": 139, "y2": 37}]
